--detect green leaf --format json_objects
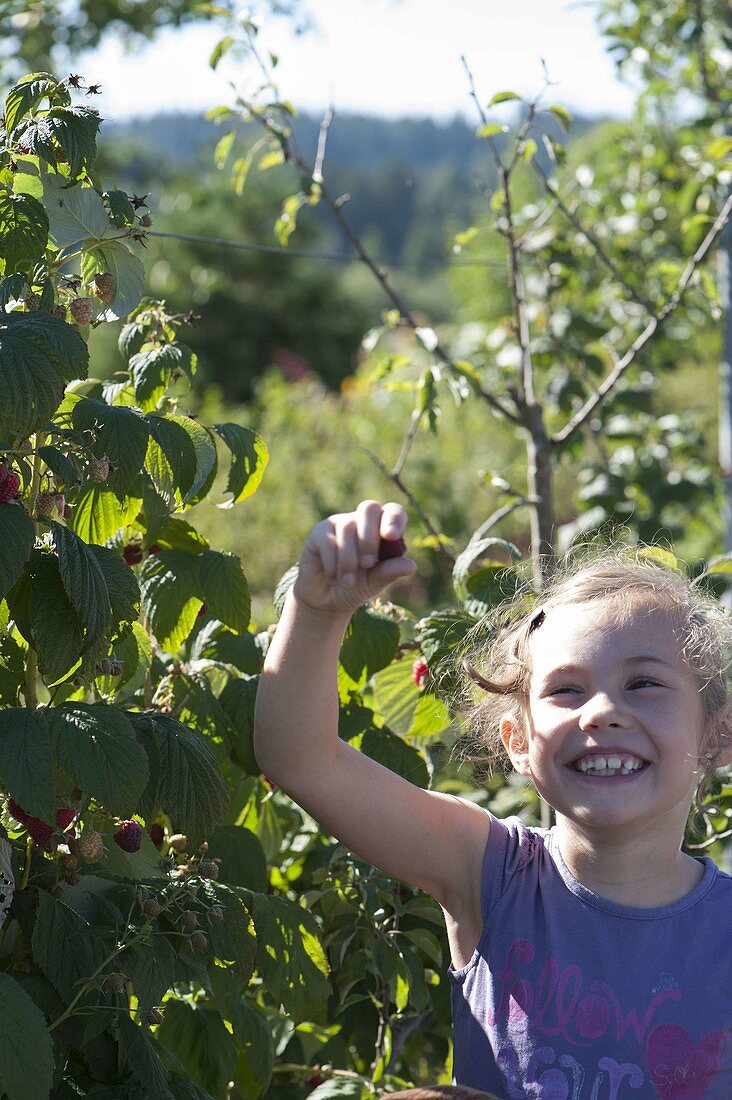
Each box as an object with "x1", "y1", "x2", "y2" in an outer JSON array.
[
  {"x1": 31, "y1": 890, "x2": 111, "y2": 1001},
  {"x1": 19, "y1": 105, "x2": 100, "y2": 177},
  {"x1": 231, "y1": 1003, "x2": 273, "y2": 1098},
  {"x1": 520, "y1": 138, "x2": 538, "y2": 162},
  {"x1": 703, "y1": 555, "x2": 732, "y2": 575},
  {"x1": 308, "y1": 1082, "x2": 368, "y2": 1100},
  {"x1": 37, "y1": 444, "x2": 80, "y2": 489},
  {"x1": 7, "y1": 551, "x2": 84, "y2": 683},
  {"x1": 51, "y1": 522, "x2": 112, "y2": 652},
  {"x1": 273, "y1": 564, "x2": 298, "y2": 618},
  {"x1": 88, "y1": 544, "x2": 141, "y2": 642},
  {"x1": 81, "y1": 239, "x2": 145, "y2": 322},
  {"x1": 210, "y1": 34, "x2": 235, "y2": 69},
  {"x1": 157, "y1": 1002, "x2": 237, "y2": 1097},
  {"x1": 340, "y1": 606, "x2": 399, "y2": 680},
  {"x1": 0, "y1": 972, "x2": 54, "y2": 1100},
  {"x1": 145, "y1": 414, "x2": 198, "y2": 507},
  {"x1": 139, "y1": 549, "x2": 202, "y2": 651},
  {"x1": 637, "y1": 546, "x2": 679, "y2": 571},
  {"x1": 70, "y1": 486, "x2": 141, "y2": 545},
  {"x1": 212, "y1": 423, "x2": 268, "y2": 507},
  {"x1": 124, "y1": 934, "x2": 177, "y2": 1012},
  {"x1": 0, "y1": 504, "x2": 35, "y2": 601},
  {"x1": 116, "y1": 1013, "x2": 170, "y2": 1098},
  {"x1": 249, "y1": 893, "x2": 330, "y2": 1019},
  {"x1": 102, "y1": 188, "x2": 136, "y2": 227},
  {"x1": 134, "y1": 713, "x2": 229, "y2": 843},
  {"x1": 52, "y1": 704, "x2": 149, "y2": 815},
  {"x1": 98, "y1": 620, "x2": 151, "y2": 698},
  {"x1": 548, "y1": 104, "x2": 572, "y2": 130},
  {"x1": 476, "y1": 123, "x2": 505, "y2": 138},
  {"x1": 218, "y1": 675, "x2": 260, "y2": 774},
  {"x1": 43, "y1": 172, "x2": 114, "y2": 253},
  {"x1": 208, "y1": 824, "x2": 267, "y2": 891},
  {"x1": 0, "y1": 311, "x2": 88, "y2": 436},
  {"x1": 359, "y1": 727, "x2": 429, "y2": 787},
  {"x1": 130, "y1": 344, "x2": 195, "y2": 411},
  {"x1": 0, "y1": 191, "x2": 49, "y2": 271},
  {"x1": 0, "y1": 708, "x2": 56, "y2": 822},
  {"x1": 452, "y1": 536, "x2": 522, "y2": 602},
  {"x1": 173, "y1": 416, "x2": 218, "y2": 505},
  {"x1": 488, "y1": 90, "x2": 520, "y2": 105},
  {"x1": 72, "y1": 398, "x2": 150, "y2": 494},
  {"x1": 200, "y1": 881, "x2": 256, "y2": 975},
  {"x1": 4, "y1": 73, "x2": 61, "y2": 135},
  {"x1": 190, "y1": 621, "x2": 263, "y2": 675},
  {"x1": 198, "y1": 550, "x2": 250, "y2": 634}
]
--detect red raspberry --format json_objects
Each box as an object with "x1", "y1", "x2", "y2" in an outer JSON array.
[
  {"x1": 27, "y1": 818, "x2": 54, "y2": 849},
  {"x1": 0, "y1": 465, "x2": 20, "y2": 503},
  {"x1": 148, "y1": 823, "x2": 164, "y2": 849},
  {"x1": 148, "y1": 544, "x2": 161, "y2": 554},
  {"x1": 55, "y1": 807, "x2": 76, "y2": 834},
  {"x1": 114, "y1": 820, "x2": 143, "y2": 852},
  {"x1": 122, "y1": 544, "x2": 144, "y2": 566},
  {"x1": 7, "y1": 799, "x2": 30, "y2": 825},
  {"x1": 197, "y1": 602, "x2": 208, "y2": 619},
  {"x1": 70, "y1": 297, "x2": 94, "y2": 325},
  {"x1": 377, "y1": 535, "x2": 406, "y2": 561},
  {"x1": 412, "y1": 657, "x2": 429, "y2": 688}
]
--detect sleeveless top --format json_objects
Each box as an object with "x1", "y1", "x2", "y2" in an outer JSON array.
[{"x1": 449, "y1": 814, "x2": 732, "y2": 1099}]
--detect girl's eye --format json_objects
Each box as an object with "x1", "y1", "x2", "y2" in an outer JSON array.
[
  {"x1": 628, "y1": 677, "x2": 662, "y2": 689},
  {"x1": 547, "y1": 685, "x2": 580, "y2": 697}
]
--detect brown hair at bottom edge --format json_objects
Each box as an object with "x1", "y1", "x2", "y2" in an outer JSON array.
[{"x1": 381, "y1": 1088, "x2": 501, "y2": 1100}]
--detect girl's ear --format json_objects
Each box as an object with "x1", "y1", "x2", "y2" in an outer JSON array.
[
  {"x1": 500, "y1": 715, "x2": 531, "y2": 776},
  {"x1": 715, "y1": 702, "x2": 732, "y2": 768}
]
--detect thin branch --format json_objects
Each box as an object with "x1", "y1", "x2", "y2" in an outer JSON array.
[
  {"x1": 471, "y1": 497, "x2": 539, "y2": 541},
  {"x1": 392, "y1": 410, "x2": 422, "y2": 479},
  {"x1": 358, "y1": 446, "x2": 456, "y2": 564},
  {"x1": 312, "y1": 105, "x2": 334, "y2": 185},
  {"x1": 532, "y1": 160, "x2": 655, "y2": 313},
  {"x1": 500, "y1": 167, "x2": 535, "y2": 405},
  {"x1": 553, "y1": 190, "x2": 732, "y2": 445}
]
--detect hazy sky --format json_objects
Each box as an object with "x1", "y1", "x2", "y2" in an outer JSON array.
[{"x1": 83, "y1": 0, "x2": 638, "y2": 121}]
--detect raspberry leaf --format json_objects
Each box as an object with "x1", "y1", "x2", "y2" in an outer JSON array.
[
  {"x1": 155, "y1": 1001, "x2": 237, "y2": 1098},
  {"x1": 340, "y1": 606, "x2": 400, "y2": 681},
  {"x1": 87, "y1": 544, "x2": 141, "y2": 643},
  {"x1": 70, "y1": 485, "x2": 142, "y2": 545},
  {"x1": 0, "y1": 191, "x2": 49, "y2": 271},
  {"x1": 31, "y1": 890, "x2": 112, "y2": 1002},
  {"x1": 218, "y1": 675, "x2": 259, "y2": 775},
  {"x1": 43, "y1": 172, "x2": 113, "y2": 248},
  {"x1": 0, "y1": 311, "x2": 88, "y2": 436},
  {"x1": 211, "y1": 423, "x2": 269, "y2": 508},
  {"x1": 81, "y1": 238, "x2": 145, "y2": 321},
  {"x1": 145, "y1": 414, "x2": 199, "y2": 507},
  {"x1": 130, "y1": 343, "x2": 196, "y2": 411},
  {"x1": 0, "y1": 503, "x2": 35, "y2": 601},
  {"x1": 247, "y1": 893, "x2": 330, "y2": 1021},
  {"x1": 198, "y1": 550, "x2": 250, "y2": 635},
  {"x1": 52, "y1": 704, "x2": 149, "y2": 816},
  {"x1": 51, "y1": 522, "x2": 113, "y2": 653},
  {"x1": 19, "y1": 105, "x2": 100, "y2": 178},
  {"x1": 207, "y1": 824, "x2": 267, "y2": 892},
  {"x1": 139, "y1": 549, "x2": 202, "y2": 651},
  {"x1": 71, "y1": 397, "x2": 150, "y2": 494},
  {"x1": 4, "y1": 73, "x2": 66, "y2": 136},
  {"x1": 0, "y1": 972, "x2": 54, "y2": 1100},
  {"x1": 7, "y1": 551, "x2": 84, "y2": 684},
  {"x1": 0, "y1": 708, "x2": 56, "y2": 823}
]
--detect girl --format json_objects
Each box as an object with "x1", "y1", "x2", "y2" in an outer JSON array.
[{"x1": 254, "y1": 500, "x2": 732, "y2": 1099}]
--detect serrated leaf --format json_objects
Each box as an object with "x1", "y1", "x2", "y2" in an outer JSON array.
[
  {"x1": 51, "y1": 522, "x2": 112, "y2": 652},
  {"x1": 72, "y1": 398, "x2": 150, "y2": 494},
  {"x1": 139, "y1": 549, "x2": 202, "y2": 652},
  {"x1": 0, "y1": 504, "x2": 35, "y2": 601},
  {"x1": 4, "y1": 73, "x2": 60, "y2": 135},
  {"x1": 0, "y1": 708, "x2": 56, "y2": 822},
  {"x1": 218, "y1": 675, "x2": 259, "y2": 774},
  {"x1": 212, "y1": 423, "x2": 268, "y2": 507},
  {"x1": 70, "y1": 485, "x2": 141, "y2": 544},
  {"x1": 52, "y1": 704, "x2": 148, "y2": 814},
  {"x1": 43, "y1": 172, "x2": 113, "y2": 251},
  {"x1": 0, "y1": 972, "x2": 54, "y2": 1100},
  {"x1": 370, "y1": 655, "x2": 450, "y2": 739},
  {"x1": 273, "y1": 564, "x2": 298, "y2": 619},
  {"x1": 36, "y1": 444, "x2": 80, "y2": 488},
  {"x1": 201, "y1": 881, "x2": 256, "y2": 975},
  {"x1": 359, "y1": 727, "x2": 429, "y2": 787},
  {"x1": 7, "y1": 551, "x2": 84, "y2": 683},
  {"x1": 198, "y1": 550, "x2": 250, "y2": 634},
  {"x1": 231, "y1": 1003, "x2": 273, "y2": 1097},
  {"x1": 453, "y1": 536, "x2": 522, "y2": 601},
  {"x1": 248, "y1": 893, "x2": 330, "y2": 1020},
  {"x1": 116, "y1": 1013, "x2": 170, "y2": 1097},
  {"x1": 208, "y1": 825, "x2": 267, "y2": 891},
  {"x1": 340, "y1": 606, "x2": 399, "y2": 680},
  {"x1": 130, "y1": 344, "x2": 195, "y2": 411},
  {"x1": 134, "y1": 713, "x2": 228, "y2": 843},
  {"x1": 124, "y1": 934, "x2": 177, "y2": 1012},
  {"x1": 0, "y1": 273, "x2": 27, "y2": 309},
  {"x1": 0, "y1": 191, "x2": 49, "y2": 271},
  {"x1": 172, "y1": 417, "x2": 217, "y2": 506},
  {"x1": 19, "y1": 105, "x2": 100, "y2": 177},
  {"x1": 156, "y1": 1002, "x2": 237, "y2": 1098},
  {"x1": 31, "y1": 890, "x2": 111, "y2": 1001},
  {"x1": 81, "y1": 239, "x2": 145, "y2": 321},
  {"x1": 102, "y1": 188, "x2": 136, "y2": 227},
  {"x1": 145, "y1": 414, "x2": 198, "y2": 507},
  {"x1": 87, "y1": 544, "x2": 141, "y2": 643},
  {"x1": 548, "y1": 104, "x2": 572, "y2": 130},
  {"x1": 0, "y1": 311, "x2": 88, "y2": 436},
  {"x1": 190, "y1": 620, "x2": 263, "y2": 675}
]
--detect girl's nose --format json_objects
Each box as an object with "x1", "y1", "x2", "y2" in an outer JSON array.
[{"x1": 578, "y1": 692, "x2": 629, "y2": 730}]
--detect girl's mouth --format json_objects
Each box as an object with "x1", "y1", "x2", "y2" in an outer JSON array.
[{"x1": 571, "y1": 752, "x2": 648, "y2": 777}]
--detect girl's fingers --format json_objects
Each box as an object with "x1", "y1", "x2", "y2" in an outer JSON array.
[
  {"x1": 355, "y1": 500, "x2": 383, "y2": 569},
  {"x1": 380, "y1": 501, "x2": 407, "y2": 539}
]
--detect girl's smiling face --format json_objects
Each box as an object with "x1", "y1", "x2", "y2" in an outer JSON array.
[{"x1": 501, "y1": 597, "x2": 707, "y2": 840}]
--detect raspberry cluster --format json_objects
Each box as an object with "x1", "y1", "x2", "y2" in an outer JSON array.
[{"x1": 0, "y1": 464, "x2": 20, "y2": 504}]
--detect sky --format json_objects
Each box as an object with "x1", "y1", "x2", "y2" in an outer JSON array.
[{"x1": 82, "y1": 0, "x2": 639, "y2": 122}]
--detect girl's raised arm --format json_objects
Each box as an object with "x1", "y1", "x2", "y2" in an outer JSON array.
[{"x1": 253, "y1": 500, "x2": 490, "y2": 920}]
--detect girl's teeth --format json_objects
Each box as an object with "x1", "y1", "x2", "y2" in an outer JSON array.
[{"x1": 575, "y1": 755, "x2": 644, "y2": 776}]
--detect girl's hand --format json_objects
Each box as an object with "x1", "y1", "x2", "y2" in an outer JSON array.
[{"x1": 294, "y1": 500, "x2": 416, "y2": 616}]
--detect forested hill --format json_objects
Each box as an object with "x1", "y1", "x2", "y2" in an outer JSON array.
[{"x1": 105, "y1": 107, "x2": 601, "y2": 177}]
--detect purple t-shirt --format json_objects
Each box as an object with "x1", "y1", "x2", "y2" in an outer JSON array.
[{"x1": 449, "y1": 814, "x2": 732, "y2": 1099}]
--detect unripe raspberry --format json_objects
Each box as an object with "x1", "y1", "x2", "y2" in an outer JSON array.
[
  {"x1": 62, "y1": 853, "x2": 79, "y2": 872},
  {"x1": 168, "y1": 833, "x2": 188, "y2": 853},
  {"x1": 99, "y1": 657, "x2": 113, "y2": 676},
  {"x1": 54, "y1": 305, "x2": 68, "y2": 321},
  {"x1": 0, "y1": 466, "x2": 20, "y2": 503},
  {"x1": 143, "y1": 897, "x2": 162, "y2": 920},
  {"x1": 88, "y1": 455, "x2": 110, "y2": 484},
  {"x1": 146, "y1": 1007, "x2": 164, "y2": 1025},
  {"x1": 65, "y1": 871, "x2": 81, "y2": 886},
  {"x1": 31, "y1": 490, "x2": 61, "y2": 520},
  {"x1": 208, "y1": 905, "x2": 224, "y2": 924},
  {"x1": 92, "y1": 272, "x2": 115, "y2": 304},
  {"x1": 104, "y1": 972, "x2": 126, "y2": 994},
  {"x1": 412, "y1": 657, "x2": 429, "y2": 688},
  {"x1": 197, "y1": 860, "x2": 219, "y2": 881},
  {"x1": 114, "y1": 820, "x2": 142, "y2": 852},
  {"x1": 24, "y1": 292, "x2": 41, "y2": 311},
  {"x1": 179, "y1": 910, "x2": 198, "y2": 932},
  {"x1": 70, "y1": 297, "x2": 94, "y2": 325},
  {"x1": 189, "y1": 931, "x2": 208, "y2": 953},
  {"x1": 73, "y1": 828, "x2": 104, "y2": 864}
]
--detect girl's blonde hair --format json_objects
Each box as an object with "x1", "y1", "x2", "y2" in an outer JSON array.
[
  {"x1": 381, "y1": 1088, "x2": 500, "y2": 1100},
  {"x1": 461, "y1": 549, "x2": 732, "y2": 805}
]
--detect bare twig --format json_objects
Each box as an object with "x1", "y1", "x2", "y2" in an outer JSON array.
[
  {"x1": 313, "y1": 105, "x2": 334, "y2": 185},
  {"x1": 471, "y1": 497, "x2": 539, "y2": 541},
  {"x1": 392, "y1": 410, "x2": 422, "y2": 479},
  {"x1": 358, "y1": 446, "x2": 456, "y2": 564},
  {"x1": 553, "y1": 190, "x2": 732, "y2": 445},
  {"x1": 532, "y1": 160, "x2": 655, "y2": 313}
]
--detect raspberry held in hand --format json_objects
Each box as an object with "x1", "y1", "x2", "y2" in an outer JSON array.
[
  {"x1": 377, "y1": 535, "x2": 407, "y2": 561},
  {"x1": 113, "y1": 820, "x2": 143, "y2": 852}
]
